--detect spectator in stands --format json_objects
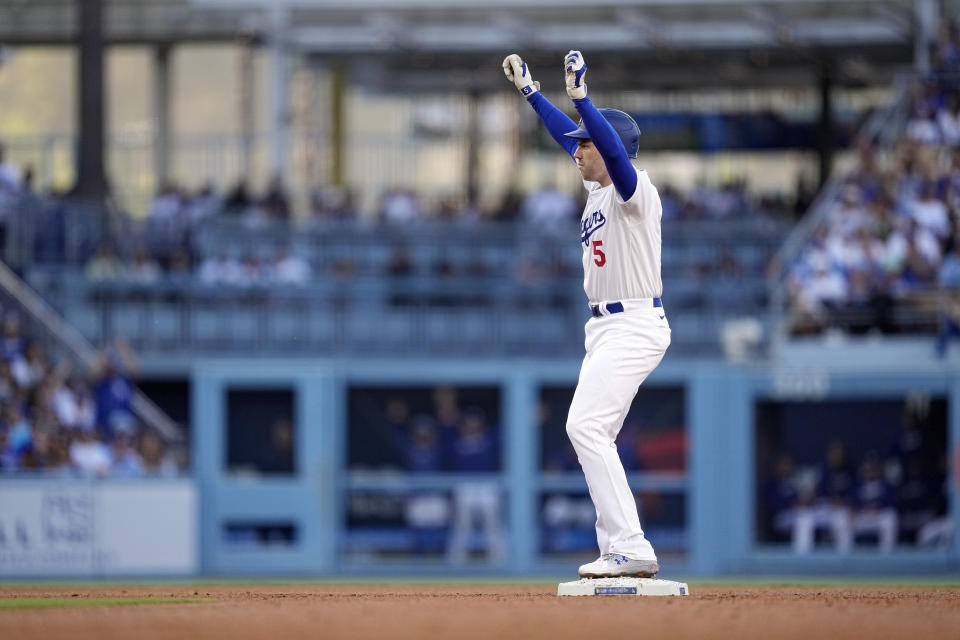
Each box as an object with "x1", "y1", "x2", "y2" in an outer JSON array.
[
  {"x1": 829, "y1": 185, "x2": 870, "y2": 238},
  {"x1": 45, "y1": 433, "x2": 74, "y2": 477},
  {"x1": 240, "y1": 255, "x2": 267, "y2": 287},
  {"x1": 937, "y1": 94, "x2": 960, "y2": 146},
  {"x1": 11, "y1": 339, "x2": 47, "y2": 390},
  {"x1": 490, "y1": 187, "x2": 523, "y2": 221},
  {"x1": 0, "y1": 361, "x2": 16, "y2": 404},
  {"x1": 85, "y1": 240, "x2": 123, "y2": 281},
  {"x1": 138, "y1": 428, "x2": 178, "y2": 476},
  {"x1": 110, "y1": 432, "x2": 144, "y2": 477},
  {"x1": 51, "y1": 372, "x2": 96, "y2": 433},
  {"x1": 888, "y1": 218, "x2": 940, "y2": 294},
  {"x1": 271, "y1": 248, "x2": 311, "y2": 287},
  {"x1": 199, "y1": 252, "x2": 243, "y2": 286},
  {"x1": 0, "y1": 143, "x2": 23, "y2": 193},
  {"x1": 851, "y1": 452, "x2": 898, "y2": 552},
  {"x1": 0, "y1": 311, "x2": 26, "y2": 363},
  {"x1": 387, "y1": 243, "x2": 413, "y2": 277},
  {"x1": 0, "y1": 425, "x2": 13, "y2": 471},
  {"x1": 381, "y1": 188, "x2": 422, "y2": 223},
  {"x1": 310, "y1": 185, "x2": 355, "y2": 219},
  {"x1": 435, "y1": 194, "x2": 479, "y2": 222},
  {"x1": 184, "y1": 183, "x2": 222, "y2": 226},
  {"x1": 658, "y1": 184, "x2": 682, "y2": 220},
  {"x1": 911, "y1": 181, "x2": 951, "y2": 240},
  {"x1": 446, "y1": 407, "x2": 504, "y2": 565},
  {"x1": 329, "y1": 255, "x2": 357, "y2": 281},
  {"x1": 127, "y1": 246, "x2": 162, "y2": 286},
  {"x1": 262, "y1": 175, "x2": 291, "y2": 220},
  {"x1": 147, "y1": 184, "x2": 185, "y2": 231},
  {"x1": 520, "y1": 186, "x2": 577, "y2": 227},
  {"x1": 932, "y1": 20, "x2": 960, "y2": 76},
  {"x1": 947, "y1": 151, "x2": 960, "y2": 215},
  {"x1": 2, "y1": 402, "x2": 32, "y2": 468},
  {"x1": 935, "y1": 238, "x2": 960, "y2": 356},
  {"x1": 906, "y1": 101, "x2": 941, "y2": 145},
  {"x1": 167, "y1": 248, "x2": 194, "y2": 285},
  {"x1": 799, "y1": 257, "x2": 848, "y2": 322},
  {"x1": 224, "y1": 180, "x2": 253, "y2": 217},
  {"x1": 69, "y1": 426, "x2": 112, "y2": 477},
  {"x1": 91, "y1": 340, "x2": 138, "y2": 437}
]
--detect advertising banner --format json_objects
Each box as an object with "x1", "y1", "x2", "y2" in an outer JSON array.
[{"x1": 0, "y1": 480, "x2": 197, "y2": 576}]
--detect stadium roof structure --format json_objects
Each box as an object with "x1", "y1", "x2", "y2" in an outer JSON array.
[{"x1": 0, "y1": 0, "x2": 931, "y2": 89}]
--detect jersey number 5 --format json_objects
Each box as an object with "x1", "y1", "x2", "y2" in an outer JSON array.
[{"x1": 592, "y1": 240, "x2": 606, "y2": 267}]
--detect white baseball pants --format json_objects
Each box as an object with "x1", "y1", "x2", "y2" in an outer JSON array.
[{"x1": 565, "y1": 301, "x2": 670, "y2": 561}]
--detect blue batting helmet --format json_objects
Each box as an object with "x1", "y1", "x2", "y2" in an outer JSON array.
[{"x1": 563, "y1": 108, "x2": 641, "y2": 158}]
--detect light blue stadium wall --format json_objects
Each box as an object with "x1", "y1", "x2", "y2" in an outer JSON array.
[{"x1": 188, "y1": 348, "x2": 960, "y2": 578}]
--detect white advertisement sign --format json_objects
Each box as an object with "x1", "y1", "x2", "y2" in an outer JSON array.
[{"x1": 0, "y1": 480, "x2": 198, "y2": 576}]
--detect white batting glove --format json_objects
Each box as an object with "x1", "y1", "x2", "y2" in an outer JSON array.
[
  {"x1": 564, "y1": 50, "x2": 587, "y2": 100},
  {"x1": 502, "y1": 54, "x2": 540, "y2": 97}
]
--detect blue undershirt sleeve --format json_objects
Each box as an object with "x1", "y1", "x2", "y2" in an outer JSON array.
[
  {"x1": 526, "y1": 92, "x2": 579, "y2": 158},
  {"x1": 573, "y1": 97, "x2": 637, "y2": 201}
]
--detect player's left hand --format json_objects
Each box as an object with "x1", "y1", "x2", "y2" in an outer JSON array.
[{"x1": 564, "y1": 50, "x2": 587, "y2": 100}]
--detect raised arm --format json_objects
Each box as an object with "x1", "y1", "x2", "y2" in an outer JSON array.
[
  {"x1": 503, "y1": 54, "x2": 578, "y2": 158},
  {"x1": 564, "y1": 50, "x2": 638, "y2": 201}
]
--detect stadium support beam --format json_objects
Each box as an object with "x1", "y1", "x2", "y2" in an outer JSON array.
[
  {"x1": 816, "y1": 63, "x2": 834, "y2": 188},
  {"x1": 269, "y1": 6, "x2": 291, "y2": 181},
  {"x1": 73, "y1": 0, "x2": 108, "y2": 201},
  {"x1": 153, "y1": 43, "x2": 172, "y2": 191},
  {"x1": 466, "y1": 90, "x2": 480, "y2": 205},
  {"x1": 331, "y1": 61, "x2": 345, "y2": 187},
  {"x1": 913, "y1": 0, "x2": 939, "y2": 72},
  {"x1": 239, "y1": 41, "x2": 255, "y2": 180}
]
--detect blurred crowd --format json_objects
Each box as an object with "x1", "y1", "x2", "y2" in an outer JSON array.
[
  {"x1": 6, "y1": 179, "x2": 781, "y2": 306},
  {"x1": 764, "y1": 404, "x2": 950, "y2": 552},
  {"x1": 0, "y1": 316, "x2": 180, "y2": 477},
  {"x1": 0, "y1": 134, "x2": 790, "y2": 293},
  {"x1": 788, "y1": 23, "x2": 960, "y2": 337}
]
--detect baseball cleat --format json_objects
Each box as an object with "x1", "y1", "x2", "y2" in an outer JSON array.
[{"x1": 578, "y1": 554, "x2": 659, "y2": 579}]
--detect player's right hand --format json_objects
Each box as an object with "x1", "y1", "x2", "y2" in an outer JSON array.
[{"x1": 502, "y1": 54, "x2": 540, "y2": 97}]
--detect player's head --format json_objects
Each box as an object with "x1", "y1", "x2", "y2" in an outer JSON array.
[
  {"x1": 563, "y1": 108, "x2": 641, "y2": 159},
  {"x1": 572, "y1": 139, "x2": 608, "y2": 183}
]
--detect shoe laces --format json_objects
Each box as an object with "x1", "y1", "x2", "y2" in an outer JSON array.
[{"x1": 600, "y1": 553, "x2": 628, "y2": 565}]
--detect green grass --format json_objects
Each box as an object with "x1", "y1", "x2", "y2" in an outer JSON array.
[
  {"x1": 0, "y1": 597, "x2": 208, "y2": 610},
  {"x1": 1, "y1": 577, "x2": 958, "y2": 590}
]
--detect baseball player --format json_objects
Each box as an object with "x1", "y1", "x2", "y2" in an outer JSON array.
[{"x1": 503, "y1": 50, "x2": 669, "y2": 578}]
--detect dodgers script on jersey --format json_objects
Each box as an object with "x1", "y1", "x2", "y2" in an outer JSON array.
[{"x1": 580, "y1": 166, "x2": 662, "y2": 304}]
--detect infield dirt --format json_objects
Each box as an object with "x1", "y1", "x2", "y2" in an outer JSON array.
[{"x1": 1, "y1": 585, "x2": 958, "y2": 640}]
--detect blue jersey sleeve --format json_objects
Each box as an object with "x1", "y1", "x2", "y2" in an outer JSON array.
[
  {"x1": 573, "y1": 97, "x2": 638, "y2": 201},
  {"x1": 526, "y1": 92, "x2": 578, "y2": 158}
]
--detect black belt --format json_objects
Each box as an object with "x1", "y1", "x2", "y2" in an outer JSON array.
[{"x1": 590, "y1": 298, "x2": 662, "y2": 318}]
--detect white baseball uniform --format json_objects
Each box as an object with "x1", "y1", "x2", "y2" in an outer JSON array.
[{"x1": 566, "y1": 164, "x2": 670, "y2": 561}]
